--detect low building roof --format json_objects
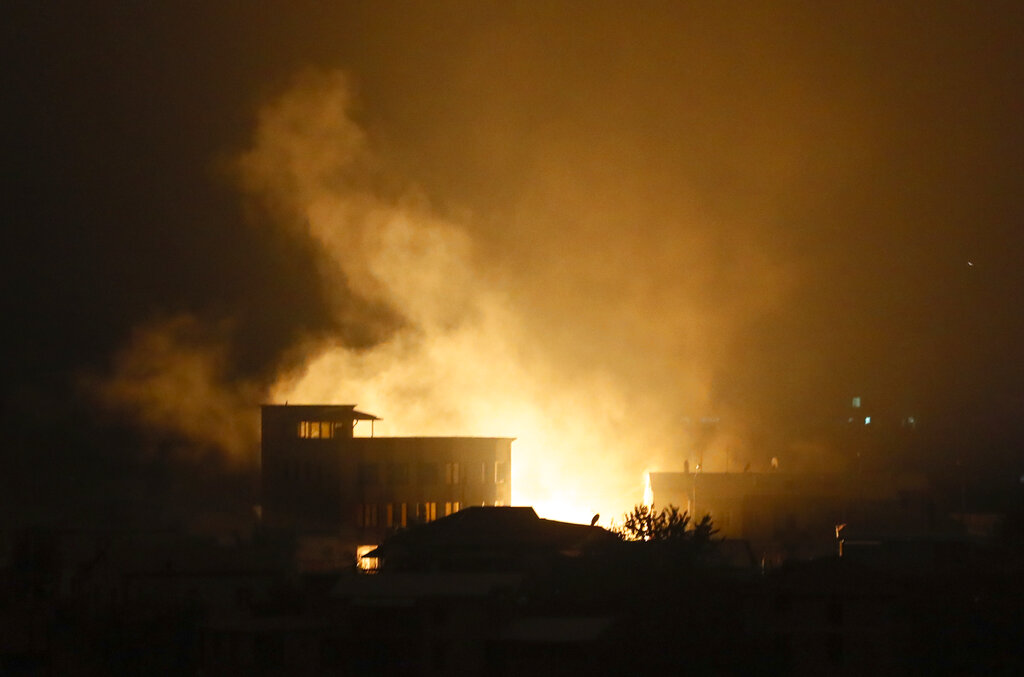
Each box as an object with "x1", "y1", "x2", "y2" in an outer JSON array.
[
  {"x1": 261, "y1": 403, "x2": 380, "y2": 421},
  {"x1": 365, "y1": 507, "x2": 618, "y2": 562}
]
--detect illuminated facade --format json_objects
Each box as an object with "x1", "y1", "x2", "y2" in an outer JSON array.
[{"x1": 260, "y1": 405, "x2": 513, "y2": 548}]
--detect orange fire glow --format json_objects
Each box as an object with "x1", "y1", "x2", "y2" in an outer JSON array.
[{"x1": 236, "y1": 71, "x2": 764, "y2": 525}]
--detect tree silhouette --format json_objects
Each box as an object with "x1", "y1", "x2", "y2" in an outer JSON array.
[{"x1": 615, "y1": 504, "x2": 717, "y2": 544}]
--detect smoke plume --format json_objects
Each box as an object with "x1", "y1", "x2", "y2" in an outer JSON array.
[
  {"x1": 89, "y1": 316, "x2": 261, "y2": 466},
  {"x1": 235, "y1": 71, "x2": 791, "y2": 522}
]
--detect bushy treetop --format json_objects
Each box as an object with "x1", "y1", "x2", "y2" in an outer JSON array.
[{"x1": 614, "y1": 504, "x2": 717, "y2": 544}]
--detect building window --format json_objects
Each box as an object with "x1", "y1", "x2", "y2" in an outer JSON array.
[
  {"x1": 445, "y1": 462, "x2": 460, "y2": 485},
  {"x1": 356, "y1": 503, "x2": 379, "y2": 528},
  {"x1": 356, "y1": 545, "x2": 379, "y2": 572},
  {"x1": 495, "y1": 461, "x2": 508, "y2": 484},
  {"x1": 443, "y1": 501, "x2": 461, "y2": 517},
  {"x1": 385, "y1": 503, "x2": 394, "y2": 528},
  {"x1": 424, "y1": 502, "x2": 437, "y2": 522},
  {"x1": 399, "y1": 502, "x2": 408, "y2": 528},
  {"x1": 298, "y1": 421, "x2": 344, "y2": 439},
  {"x1": 419, "y1": 463, "x2": 440, "y2": 485}
]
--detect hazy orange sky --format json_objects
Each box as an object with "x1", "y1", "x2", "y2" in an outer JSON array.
[{"x1": 4, "y1": 2, "x2": 1024, "y2": 525}]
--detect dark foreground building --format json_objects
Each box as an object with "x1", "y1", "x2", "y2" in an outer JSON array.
[{"x1": 260, "y1": 404, "x2": 513, "y2": 562}]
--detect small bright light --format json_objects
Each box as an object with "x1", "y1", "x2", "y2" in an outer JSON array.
[
  {"x1": 864, "y1": 416, "x2": 871, "y2": 425},
  {"x1": 852, "y1": 396, "x2": 861, "y2": 408},
  {"x1": 356, "y1": 544, "x2": 379, "y2": 572}
]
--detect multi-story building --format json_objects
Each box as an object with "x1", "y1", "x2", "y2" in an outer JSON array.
[{"x1": 260, "y1": 405, "x2": 513, "y2": 558}]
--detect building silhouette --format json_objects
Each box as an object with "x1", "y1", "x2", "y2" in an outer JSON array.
[
  {"x1": 260, "y1": 404, "x2": 513, "y2": 560},
  {"x1": 649, "y1": 470, "x2": 931, "y2": 563}
]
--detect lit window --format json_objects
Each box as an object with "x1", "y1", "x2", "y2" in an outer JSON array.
[
  {"x1": 356, "y1": 545, "x2": 379, "y2": 572},
  {"x1": 298, "y1": 421, "x2": 338, "y2": 439},
  {"x1": 399, "y1": 503, "x2": 407, "y2": 528},
  {"x1": 425, "y1": 502, "x2": 437, "y2": 522},
  {"x1": 385, "y1": 504, "x2": 394, "y2": 528},
  {"x1": 444, "y1": 501, "x2": 452, "y2": 516}
]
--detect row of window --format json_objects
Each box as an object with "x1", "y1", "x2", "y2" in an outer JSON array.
[
  {"x1": 280, "y1": 458, "x2": 331, "y2": 485},
  {"x1": 297, "y1": 420, "x2": 347, "y2": 439},
  {"x1": 274, "y1": 460, "x2": 508, "y2": 487},
  {"x1": 355, "y1": 501, "x2": 469, "y2": 529},
  {"x1": 358, "y1": 461, "x2": 507, "y2": 486}
]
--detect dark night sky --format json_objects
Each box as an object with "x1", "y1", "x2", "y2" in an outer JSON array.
[{"x1": 3, "y1": 2, "x2": 1024, "y2": 525}]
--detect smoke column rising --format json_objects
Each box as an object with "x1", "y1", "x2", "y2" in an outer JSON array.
[
  {"x1": 10, "y1": 4, "x2": 1024, "y2": 528},
  {"x1": 89, "y1": 315, "x2": 262, "y2": 465},
  {"x1": 234, "y1": 71, "x2": 789, "y2": 523}
]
